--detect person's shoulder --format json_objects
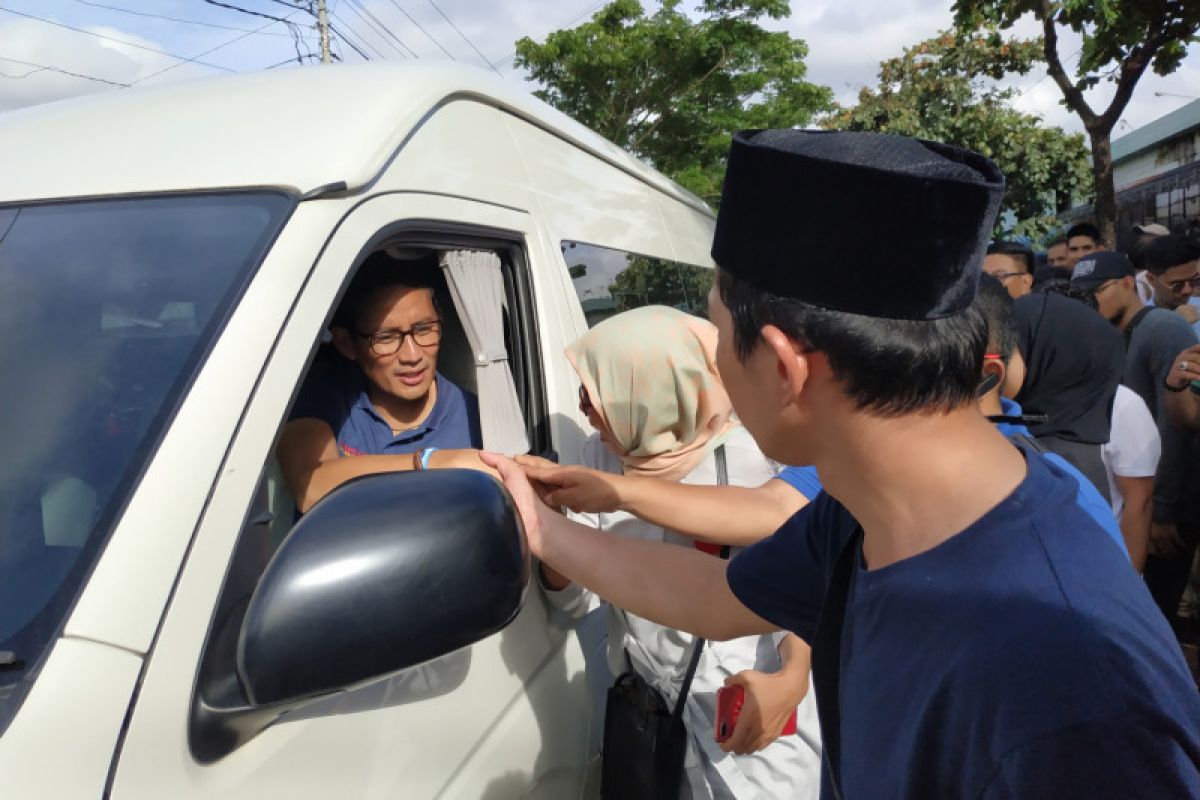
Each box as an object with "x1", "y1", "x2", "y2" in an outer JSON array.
[
  {"x1": 578, "y1": 433, "x2": 622, "y2": 474},
  {"x1": 1145, "y1": 306, "x2": 1199, "y2": 342},
  {"x1": 289, "y1": 351, "x2": 361, "y2": 422}
]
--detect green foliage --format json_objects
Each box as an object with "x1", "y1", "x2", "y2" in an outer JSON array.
[
  {"x1": 514, "y1": 0, "x2": 831, "y2": 203},
  {"x1": 825, "y1": 30, "x2": 1092, "y2": 240},
  {"x1": 953, "y1": 0, "x2": 1200, "y2": 240},
  {"x1": 607, "y1": 256, "x2": 713, "y2": 317}
]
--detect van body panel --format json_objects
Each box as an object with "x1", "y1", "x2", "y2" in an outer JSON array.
[
  {"x1": 0, "y1": 63, "x2": 711, "y2": 218},
  {"x1": 61, "y1": 201, "x2": 345, "y2": 656},
  {"x1": 0, "y1": 637, "x2": 140, "y2": 797}
]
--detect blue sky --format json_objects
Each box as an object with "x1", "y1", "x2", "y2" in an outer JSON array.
[{"x1": 0, "y1": 0, "x2": 1197, "y2": 140}]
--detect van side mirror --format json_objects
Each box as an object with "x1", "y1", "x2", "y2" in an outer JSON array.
[{"x1": 237, "y1": 469, "x2": 528, "y2": 706}]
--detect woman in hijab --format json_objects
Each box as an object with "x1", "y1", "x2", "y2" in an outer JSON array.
[
  {"x1": 541, "y1": 306, "x2": 820, "y2": 799},
  {"x1": 1008, "y1": 291, "x2": 1124, "y2": 503}
]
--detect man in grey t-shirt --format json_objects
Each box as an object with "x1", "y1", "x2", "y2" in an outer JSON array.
[{"x1": 1074, "y1": 251, "x2": 1200, "y2": 628}]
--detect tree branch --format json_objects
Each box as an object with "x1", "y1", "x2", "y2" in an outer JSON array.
[
  {"x1": 630, "y1": 50, "x2": 728, "y2": 151},
  {"x1": 1038, "y1": 0, "x2": 1098, "y2": 129},
  {"x1": 1096, "y1": 24, "x2": 1176, "y2": 134}
]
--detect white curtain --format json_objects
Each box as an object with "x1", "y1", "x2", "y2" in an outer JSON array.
[{"x1": 439, "y1": 250, "x2": 530, "y2": 456}]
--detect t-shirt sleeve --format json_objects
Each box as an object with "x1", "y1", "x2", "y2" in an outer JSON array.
[
  {"x1": 726, "y1": 492, "x2": 854, "y2": 643},
  {"x1": 1109, "y1": 388, "x2": 1160, "y2": 478},
  {"x1": 773, "y1": 465, "x2": 824, "y2": 501},
  {"x1": 980, "y1": 715, "x2": 1200, "y2": 799}
]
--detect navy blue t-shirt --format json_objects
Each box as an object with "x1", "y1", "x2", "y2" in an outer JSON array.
[
  {"x1": 729, "y1": 446, "x2": 1200, "y2": 798},
  {"x1": 290, "y1": 355, "x2": 481, "y2": 456}
]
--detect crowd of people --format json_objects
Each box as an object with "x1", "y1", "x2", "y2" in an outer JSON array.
[{"x1": 279, "y1": 130, "x2": 1200, "y2": 797}]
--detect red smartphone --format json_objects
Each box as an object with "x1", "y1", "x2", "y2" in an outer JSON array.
[{"x1": 714, "y1": 685, "x2": 798, "y2": 743}]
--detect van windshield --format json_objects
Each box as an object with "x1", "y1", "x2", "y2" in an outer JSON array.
[{"x1": 0, "y1": 191, "x2": 293, "y2": 732}]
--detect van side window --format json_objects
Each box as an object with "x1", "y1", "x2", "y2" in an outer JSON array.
[{"x1": 561, "y1": 241, "x2": 712, "y2": 326}]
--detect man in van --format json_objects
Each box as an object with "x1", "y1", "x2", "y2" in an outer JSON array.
[
  {"x1": 277, "y1": 251, "x2": 487, "y2": 512},
  {"x1": 484, "y1": 130, "x2": 1200, "y2": 797}
]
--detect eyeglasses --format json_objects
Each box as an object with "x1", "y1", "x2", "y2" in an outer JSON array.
[
  {"x1": 986, "y1": 271, "x2": 1027, "y2": 283},
  {"x1": 578, "y1": 384, "x2": 593, "y2": 415},
  {"x1": 355, "y1": 320, "x2": 441, "y2": 356},
  {"x1": 1091, "y1": 279, "x2": 1119, "y2": 297},
  {"x1": 1165, "y1": 274, "x2": 1200, "y2": 294}
]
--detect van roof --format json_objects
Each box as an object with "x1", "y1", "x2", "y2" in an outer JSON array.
[{"x1": 0, "y1": 62, "x2": 712, "y2": 215}]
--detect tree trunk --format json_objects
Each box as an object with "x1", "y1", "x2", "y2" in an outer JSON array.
[{"x1": 1088, "y1": 130, "x2": 1118, "y2": 248}]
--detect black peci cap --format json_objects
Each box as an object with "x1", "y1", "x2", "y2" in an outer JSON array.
[{"x1": 710, "y1": 130, "x2": 1005, "y2": 320}]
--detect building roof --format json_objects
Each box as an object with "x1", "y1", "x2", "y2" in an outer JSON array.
[
  {"x1": 1112, "y1": 96, "x2": 1200, "y2": 163},
  {"x1": 0, "y1": 62, "x2": 708, "y2": 212}
]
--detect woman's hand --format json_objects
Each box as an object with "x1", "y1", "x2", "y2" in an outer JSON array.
[
  {"x1": 717, "y1": 668, "x2": 808, "y2": 756},
  {"x1": 515, "y1": 457, "x2": 627, "y2": 513},
  {"x1": 427, "y1": 448, "x2": 500, "y2": 479}
]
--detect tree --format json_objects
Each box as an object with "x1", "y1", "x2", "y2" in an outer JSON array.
[
  {"x1": 514, "y1": 0, "x2": 830, "y2": 203},
  {"x1": 607, "y1": 256, "x2": 713, "y2": 316},
  {"x1": 954, "y1": 0, "x2": 1200, "y2": 245},
  {"x1": 825, "y1": 29, "x2": 1092, "y2": 240}
]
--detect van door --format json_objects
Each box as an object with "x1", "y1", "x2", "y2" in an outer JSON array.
[{"x1": 109, "y1": 193, "x2": 594, "y2": 798}]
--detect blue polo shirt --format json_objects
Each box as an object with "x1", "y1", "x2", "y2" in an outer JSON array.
[
  {"x1": 728, "y1": 445, "x2": 1200, "y2": 798},
  {"x1": 290, "y1": 354, "x2": 481, "y2": 456}
]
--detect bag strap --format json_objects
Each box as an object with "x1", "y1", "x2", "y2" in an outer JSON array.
[
  {"x1": 811, "y1": 525, "x2": 863, "y2": 800},
  {"x1": 671, "y1": 445, "x2": 730, "y2": 722}
]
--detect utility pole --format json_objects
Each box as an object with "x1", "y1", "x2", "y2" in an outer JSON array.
[{"x1": 316, "y1": 0, "x2": 332, "y2": 64}]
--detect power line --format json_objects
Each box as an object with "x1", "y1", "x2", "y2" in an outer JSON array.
[
  {"x1": 330, "y1": 11, "x2": 387, "y2": 60},
  {"x1": 382, "y1": 0, "x2": 455, "y2": 59},
  {"x1": 127, "y1": 10, "x2": 303, "y2": 86},
  {"x1": 344, "y1": 0, "x2": 417, "y2": 58},
  {"x1": 0, "y1": 53, "x2": 130, "y2": 86},
  {"x1": 425, "y1": 0, "x2": 501, "y2": 75},
  {"x1": 327, "y1": 18, "x2": 372, "y2": 61},
  {"x1": 341, "y1": 2, "x2": 407, "y2": 58},
  {"x1": 0, "y1": 6, "x2": 236, "y2": 73},
  {"x1": 492, "y1": 0, "x2": 605, "y2": 68},
  {"x1": 68, "y1": 0, "x2": 293, "y2": 37}
]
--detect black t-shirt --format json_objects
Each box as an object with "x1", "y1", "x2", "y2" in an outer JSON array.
[{"x1": 729, "y1": 446, "x2": 1200, "y2": 797}]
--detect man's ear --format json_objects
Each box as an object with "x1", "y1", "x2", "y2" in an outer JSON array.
[
  {"x1": 330, "y1": 326, "x2": 358, "y2": 362},
  {"x1": 760, "y1": 324, "x2": 809, "y2": 405},
  {"x1": 979, "y1": 356, "x2": 1005, "y2": 397}
]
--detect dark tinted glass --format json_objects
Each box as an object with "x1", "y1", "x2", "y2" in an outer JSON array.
[
  {"x1": 0, "y1": 191, "x2": 293, "y2": 731},
  {"x1": 561, "y1": 241, "x2": 712, "y2": 327}
]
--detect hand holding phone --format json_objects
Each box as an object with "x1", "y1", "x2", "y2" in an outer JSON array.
[{"x1": 714, "y1": 685, "x2": 798, "y2": 744}]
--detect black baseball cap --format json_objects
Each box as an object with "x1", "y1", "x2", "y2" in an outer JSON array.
[{"x1": 1069, "y1": 250, "x2": 1135, "y2": 291}]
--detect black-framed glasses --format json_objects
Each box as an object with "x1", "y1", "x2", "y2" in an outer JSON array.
[
  {"x1": 1165, "y1": 274, "x2": 1200, "y2": 294},
  {"x1": 356, "y1": 320, "x2": 441, "y2": 356},
  {"x1": 578, "y1": 384, "x2": 593, "y2": 415}
]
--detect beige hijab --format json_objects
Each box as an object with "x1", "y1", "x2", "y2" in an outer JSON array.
[{"x1": 566, "y1": 305, "x2": 736, "y2": 482}]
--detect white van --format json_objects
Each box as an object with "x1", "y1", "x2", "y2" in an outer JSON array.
[{"x1": 0, "y1": 63, "x2": 716, "y2": 797}]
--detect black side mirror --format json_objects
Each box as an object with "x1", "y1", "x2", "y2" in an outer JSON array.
[{"x1": 237, "y1": 468, "x2": 528, "y2": 706}]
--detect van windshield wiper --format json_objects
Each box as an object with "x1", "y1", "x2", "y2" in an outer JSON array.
[{"x1": 0, "y1": 651, "x2": 23, "y2": 672}]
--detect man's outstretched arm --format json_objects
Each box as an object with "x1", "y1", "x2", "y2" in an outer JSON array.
[
  {"x1": 517, "y1": 457, "x2": 806, "y2": 546},
  {"x1": 486, "y1": 453, "x2": 779, "y2": 641}
]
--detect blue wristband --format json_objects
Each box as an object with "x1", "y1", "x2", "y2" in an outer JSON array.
[{"x1": 420, "y1": 447, "x2": 438, "y2": 470}]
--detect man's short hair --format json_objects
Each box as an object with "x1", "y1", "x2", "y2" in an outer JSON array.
[
  {"x1": 1045, "y1": 236, "x2": 1067, "y2": 249},
  {"x1": 986, "y1": 240, "x2": 1035, "y2": 274},
  {"x1": 1142, "y1": 235, "x2": 1200, "y2": 276},
  {"x1": 1066, "y1": 222, "x2": 1101, "y2": 243},
  {"x1": 333, "y1": 250, "x2": 442, "y2": 330},
  {"x1": 717, "y1": 268, "x2": 986, "y2": 417},
  {"x1": 975, "y1": 274, "x2": 1018, "y2": 365}
]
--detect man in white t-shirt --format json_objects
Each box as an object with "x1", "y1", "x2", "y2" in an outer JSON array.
[{"x1": 1102, "y1": 384, "x2": 1161, "y2": 571}]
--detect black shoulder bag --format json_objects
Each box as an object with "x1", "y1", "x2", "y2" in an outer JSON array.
[{"x1": 599, "y1": 445, "x2": 731, "y2": 799}]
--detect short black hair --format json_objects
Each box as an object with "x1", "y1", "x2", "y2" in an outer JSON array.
[
  {"x1": 716, "y1": 268, "x2": 986, "y2": 417},
  {"x1": 333, "y1": 250, "x2": 442, "y2": 330},
  {"x1": 1142, "y1": 234, "x2": 1200, "y2": 276},
  {"x1": 1066, "y1": 222, "x2": 1101, "y2": 243},
  {"x1": 975, "y1": 274, "x2": 1017, "y2": 364},
  {"x1": 986, "y1": 240, "x2": 1035, "y2": 274},
  {"x1": 1038, "y1": 278, "x2": 1099, "y2": 311}
]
